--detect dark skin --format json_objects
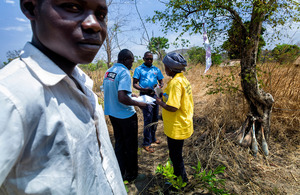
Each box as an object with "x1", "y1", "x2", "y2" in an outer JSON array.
[
  {"x1": 20, "y1": 0, "x2": 107, "y2": 149},
  {"x1": 133, "y1": 53, "x2": 164, "y2": 94},
  {"x1": 21, "y1": 0, "x2": 108, "y2": 77},
  {"x1": 117, "y1": 52, "x2": 147, "y2": 109},
  {"x1": 155, "y1": 65, "x2": 178, "y2": 112}
]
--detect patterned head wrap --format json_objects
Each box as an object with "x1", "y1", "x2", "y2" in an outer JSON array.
[{"x1": 162, "y1": 52, "x2": 187, "y2": 72}]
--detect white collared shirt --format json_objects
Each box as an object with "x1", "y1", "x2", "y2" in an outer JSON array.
[{"x1": 0, "y1": 43, "x2": 126, "y2": 195}]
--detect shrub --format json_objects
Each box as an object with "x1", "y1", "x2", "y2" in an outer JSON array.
[
  {"x1": 187, "y1": 46, "x2": 223, "y2": 66},
  {"x1": 187, "y1": 46, "x2": 206, "y2": 65},
  {"x1": 271, "y1": 44, "x2": 300, "y2": 64},
  {"x1": 79, "y1": 60, "x2": 107, "y2": 71}
]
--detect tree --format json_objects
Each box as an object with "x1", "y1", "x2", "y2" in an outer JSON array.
[
  {"x1": 102, "y1": 17, "x2": 123, "y2": 68},
  {"x1": 6, "y1": 49, "x2": 21, "y2": 61},
  {"x1": 271, "y1": 44, "x2": 300, "y2": 64},
  {"x1": 222, "y1": 21, "x2": 266, "y2": 60},
  {"x1": 147, "y1": 36, "x2": 170, "y2": 60},
  {"x1": 101, "y1": 0, "x2": 123, "y2": 68},
  {"x1": 188, "y1": 46, "x2": 223, "y2": 65},
  {"x1": 1, "y1": 49, "x2": 22, "y2": 68},
  {"x1": 100, "y1": 0, "x2": 136, "y2": 68},
  {"x1": 149, "y1": 0, "x2": 300, "y2": 155},
  {"x1": 187, "y1": 46, "x2": 206, "y2": 64}
]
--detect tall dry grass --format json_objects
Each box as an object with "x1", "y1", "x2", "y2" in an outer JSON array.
[
  {"x1": 84, "y1": 62, "x2": 299, "y2": 194},
  {"x1": 181, "y1": 62, "x2": 299, "y2": 194},
  {"x1": 262, "y1": 63, "x2": 300, "y2": 146}
]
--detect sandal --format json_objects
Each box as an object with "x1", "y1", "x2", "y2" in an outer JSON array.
[{"x1": 143, "y1": 146, "x2": 155, "y2": 153}]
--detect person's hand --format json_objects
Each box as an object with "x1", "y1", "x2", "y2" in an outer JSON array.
[
  {"x1": 131, "y1": 94, "x2": 138, "y2": 98},
  {"x1": 143, "y1": 87, "x2": 154, "y2": 95},
  {"x1": 138, "y1": 102, "x2": 147, "y2": 109},
  {"x1": 155, "y1": 97, "x2": 163, "y2": 106}
]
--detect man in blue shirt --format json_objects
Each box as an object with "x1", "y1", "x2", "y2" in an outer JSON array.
[
  {"x1": 103, "y1": 49, "x2": 147, "y2": 182},
  {"x1": 133, "y1": 51, "x2": 164, "y2": 153}
]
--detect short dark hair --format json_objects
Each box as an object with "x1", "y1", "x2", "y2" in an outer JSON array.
[
  {"x1": 118, "y1": 49, "x2": 133, "y2": 63},
  {"x1": 143, "y1": 51, "x2": 152, "y2": 58}
]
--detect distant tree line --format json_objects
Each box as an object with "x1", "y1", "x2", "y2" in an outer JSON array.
[{"x1": 2, "y1": 43, "x2": 299, "y2": 70}]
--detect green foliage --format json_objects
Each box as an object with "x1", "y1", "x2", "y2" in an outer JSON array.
[
  {"x1": 271, "y1": 44, "x2": 300, "y2": 64},
  {"x1": 1, "y1": 49, "x2": 22, "y2": 69},
  {"x1": 222, "y1": 21, "x2": 266, "y2": 60},
  {"x1": 123, "y1": 181, "x2": 129, "y2": 193},
  {"x1": 1, "y1": 61, "x2": 9, "y2": 69},
  {"x1": 256, "y1": 66, "x2": 267, "y2": 88},
  {"x1": 148, "y1": 0, "x2": 300, "y2": 44},
  {"x1": 6, "y1": 49, "x2": 21, "y2": 62},
  {"x1": 192, "y1": 161, "x2": 229, "y2": 195},
  {"x1": 172, "y1": 38, "x2": 191, "y2": 49},
  {"x1": 79, "y1": 60, "x2": 107, "y2": 71},
  {"x1": 156, "y1": 160, "x2": 187, "y2": 190},
  {"x1": 187, "y1": 46, "x2": 223, "y2": 66},
  {"x1": 206, "y1": 68, "x2": 240, "y2": 95},
  {"x1": 212, "y1": 52, "x2": 223, "y2": 66},
  {"x1": 148, "y1": 37, "x2": 169, "y2": 60},
  {"x1": 156, "y1": 160, "x2": 229, "y2": 194},
  {"x1": 148, "y1": 0, "x2": 300, "y2": 111},
  {"x1": 135, "y1": 58, "x2": 144, "y2": 66},
  {"x1": 187, "y1": 46, "x2": 206, "y2": 65}
]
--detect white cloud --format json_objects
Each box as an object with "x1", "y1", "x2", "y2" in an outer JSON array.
[
  {"x1": 16, "y1": 18, "x2": 26, "y2": 22},
  {"x1": 5, "y1": 0, "x2": 15, "y2": 4},
  {"x1": 2, "y1": 26, "x2": 27, "y2": 32}
]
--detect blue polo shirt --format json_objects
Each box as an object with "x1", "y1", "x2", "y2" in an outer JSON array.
[
  {"x1": 103, "y1": 63, "x2": 136, "y2": 119},
  {"x1": 133, "y1": 63, "x2": 164, "y2": 89}
]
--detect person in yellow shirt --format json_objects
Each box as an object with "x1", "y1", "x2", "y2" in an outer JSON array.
[{"x1": 156, "y1": 52, "x2": 194, "y2": 182}]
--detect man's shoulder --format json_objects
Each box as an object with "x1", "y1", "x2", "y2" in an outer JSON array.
[
  {"x1": 106, "y1": 65, "x2": 127, "y2": 74},
  {"x1": 0, "y1": 58, "x2": 45, "y2": 114},
  {"x1": 134, "y1": 64, "x2": 144, "y2": 71},
  {"x1": 152, "y1": 66, "x2": 162, "y2": 71},
  {"x1": 0, "y1": 58, "x2": 27, "y2": 82},
  {"x1": 105, "y1": 66, "x2": 130, "y2": 81}
]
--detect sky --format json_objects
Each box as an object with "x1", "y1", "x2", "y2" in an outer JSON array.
[{"x1": 0, "y1": 0, "x2": 299, "y2": 65}]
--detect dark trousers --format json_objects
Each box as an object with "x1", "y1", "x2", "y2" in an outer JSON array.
[
  {"x1": 167, "y1": 136, "x2": 188, "y2": 182},
  {"x1": 109, "y1": 113, "x2": 138, "y2": 180},
  {"x1": 141, "y1": 93, "x2": 159, "y2": 146}
]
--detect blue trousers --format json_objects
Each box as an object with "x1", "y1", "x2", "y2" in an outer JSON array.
[
  {"x1": 109, "y1": 113, "x2": 138, "y2": 181},
  {"x1": 142, "y1": 95, "x2": 159, "y2": 146},
  {"x1": 167, "y1": 136, "x2": 188, "y2": 182}
]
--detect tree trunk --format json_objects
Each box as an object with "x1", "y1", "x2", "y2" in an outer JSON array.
[
  {"x1": 239, "y1": 16, "x2": 274, "y2": 151},
  {"x1": 104, "y1": 35, "x2": 112, "y2": 68}
]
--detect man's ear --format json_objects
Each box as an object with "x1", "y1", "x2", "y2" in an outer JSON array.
[{"x1": 20, "y1": 0, "x2": 38, "y2": 20}]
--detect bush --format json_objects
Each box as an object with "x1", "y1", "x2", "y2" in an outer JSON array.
[
  {"x1": 212, "y1": 53, "x2": 223, "y2": 66},
  {"x1": 187, "y1": 46, "x2": 206, "y2": 65},
  {"x1": 271, "y1": 44, "x2": 300, "y2": 64},
  {"x1": 187, "y1": 46, "x2": 223, "y2": 66},
  {"x1": 79, "y1": 60, "x2": 107, "y2": 71}
]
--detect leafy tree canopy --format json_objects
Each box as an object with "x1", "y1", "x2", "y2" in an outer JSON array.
[
  {"x1": 222, "y1": 21, "x2": 266, "y2": 60},
  {"x1": 148, "y1": 0, "x2": 300, "y2": 145},
  {"x1": 149, "y1": 0, "x2": 300, "y2": 44},
  {"x1": 148, "y1": 36, "x2": 170, "y2": 60}
]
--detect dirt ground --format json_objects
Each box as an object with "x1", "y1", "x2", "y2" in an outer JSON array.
[
  {"x1": 106, "y1": 110, "x2": 300, "y2": 195},
  {"x1": 103, "y1": 65, "x2": 300, "y2": 194}
]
